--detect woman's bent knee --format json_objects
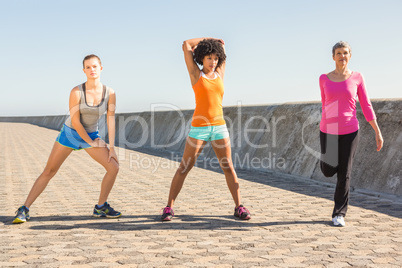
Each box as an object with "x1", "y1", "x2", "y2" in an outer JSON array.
[
  {"x1": 42, "y1": 168, "x2": 58, "y2": 179},
  {"x1": 107, "y1": 162, "x2": 119, "y2": 175},
  {"x1": 320, "y1": 162, "x2": 337, "y2": 177}
]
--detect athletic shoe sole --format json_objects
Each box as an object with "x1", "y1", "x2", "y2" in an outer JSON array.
[
  {"x1": 241, "y1": 215, "x2": 251, "y2": 220},
  {"x1": 92, "y1": 213, "x2": 122, "y2": 219},
  {"x1": 333, "y1": 222, "x2": 345, "y2": 227},
  {"x1": 332, "y1": 218, "x2": 345, "y2": 227},
  {"x1": 12, "y1": 218, "x2": 27, "y2": 224}
]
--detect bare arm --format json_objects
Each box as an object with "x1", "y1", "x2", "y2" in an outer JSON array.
[
  {"x1": 182, "y1": 37, "x2": 226, "y2": 85},
  {"x1": 107, "y1": 88, "x2": 118, "y2": 162},
  {"x1": 69, "y1": 87, "x2": 105, "y2": 147},
  {"x1": 182, "y1": 38, "x2": 203, "y2": 86},
  {"x1": 215, "y1": 40, "x2": 226, "y2": 80},
  {"x1": 369, "y1": 119, "x2": 383, "y2": 151}
]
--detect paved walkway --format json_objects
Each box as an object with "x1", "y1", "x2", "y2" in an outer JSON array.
[{"x1": 1, "y1": 123, "x2": 401, "y2": 268}]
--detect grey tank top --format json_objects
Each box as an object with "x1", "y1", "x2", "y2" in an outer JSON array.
[{"x1": 65, "y1": 83, "x2": 110, "y2": 133}]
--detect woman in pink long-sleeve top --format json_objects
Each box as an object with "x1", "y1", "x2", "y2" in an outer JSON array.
[{"x1": 319, "y1": 41, "x2": 383, "y2": 227}]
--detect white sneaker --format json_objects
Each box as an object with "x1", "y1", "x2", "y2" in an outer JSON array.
[{"x1": 332, "y1": 215, "x2": 345, "y2": 227}]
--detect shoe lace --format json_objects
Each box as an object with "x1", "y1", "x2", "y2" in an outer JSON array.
[
  {"x1": 161, "y1": 207, "x2": 174, "y2": 216},
  {"x1": 15, "y1": 206, "x2": 27, "y2": 215},
  {"x1": 236, "y1": 206, "x2": 250, "y2": 215},
  {"x1": 102, "y1": 202, "x2": 116, "y2": 213}
]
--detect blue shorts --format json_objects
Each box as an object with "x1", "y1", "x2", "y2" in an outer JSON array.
[
  {"x1": 188, "y1": 124, "x2": 229, "y2": 141},
  {"x1": 56, "y1": 124, "x2": 100, "y2": 150}
]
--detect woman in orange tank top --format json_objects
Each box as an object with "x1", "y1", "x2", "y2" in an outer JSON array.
[{"x1": 161, "y1": 38, "x2": 251, "y2": 221}]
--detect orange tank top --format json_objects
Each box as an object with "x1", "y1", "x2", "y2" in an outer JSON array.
[{"x1": 191, "y1": 72, "x2": 226, "y2": 127}]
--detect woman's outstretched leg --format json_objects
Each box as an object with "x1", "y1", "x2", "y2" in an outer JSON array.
[
  {"x1": 24, "y1": 142, "x2": 73, "y2": 208},
  {"x1": 162, "y1": 137, "x2": 206, "y2": 220},
  {"x1": 13, "y1": 142, "x2": 72, "y2": 223}
]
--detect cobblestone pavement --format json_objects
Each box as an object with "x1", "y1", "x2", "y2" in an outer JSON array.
[{"x1": 1, "y1": 123, "x2": 401, "y2": 267}]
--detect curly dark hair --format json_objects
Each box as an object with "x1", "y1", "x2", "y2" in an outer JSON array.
[{"x1": 193, "y1": 39, "x2": 226, "y2": 69}]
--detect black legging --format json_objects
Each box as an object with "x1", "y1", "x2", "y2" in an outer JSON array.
[{"x1": 320, "y1": 130, "x2": 359, "y2": 218}]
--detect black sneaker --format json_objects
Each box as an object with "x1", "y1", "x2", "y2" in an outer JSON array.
[{"x1": 93, "y1": 202, "x2": 121, "y2": 218}]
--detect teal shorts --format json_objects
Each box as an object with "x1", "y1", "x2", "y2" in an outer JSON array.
[
  {"x1": 56, "y1": 124, "x2": 100, "y2": 150},
  {"x1": 188, "y1": 124, "x2": 229, "y2": 141}
]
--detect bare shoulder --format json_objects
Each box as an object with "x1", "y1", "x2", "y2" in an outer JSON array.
[
  {"x1": 69, "y1": 86, "x2": 81, "y2": 108},
  {"x1": 107, "y1": 87, "x2": 116, "y2": 106},
  {"x1": 108, "y1": 87, "x2": 116, "y2": 102},
  {"x1": 71, "y1": 86, "x2": 80, "y2": 93},
  {"x1": 108, "y1": 87, "x2": 116, "y2": 95},
  {"x1": 69, "y1": 86, "x2": 80, "y2": 98}
]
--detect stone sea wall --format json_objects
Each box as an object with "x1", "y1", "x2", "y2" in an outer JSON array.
[{"x1": 2, "y1": 99, "x2": 401, "y2": 196}]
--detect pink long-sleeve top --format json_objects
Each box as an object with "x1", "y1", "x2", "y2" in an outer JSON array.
[{"x1": 319, "y1": 71, "x2": 376, "y2": 135}]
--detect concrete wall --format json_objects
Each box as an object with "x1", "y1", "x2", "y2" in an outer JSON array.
[
  {"x1": 2, "y1": 99, "x2": 401, "y2": 197},
  {"x1": 0, "y1": 115, "x2": 68, "y2": 132}
]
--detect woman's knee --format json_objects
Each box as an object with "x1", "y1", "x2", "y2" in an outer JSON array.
[
  {"x1": 106, "y1": 161, "x2": 119, "y2": 175},
  {"x1": 320, "y1": 162, "x2": 337, "y2": 177},
  {"x1": 178, "y1": 160, "x2": 194, "y2": 174},
  {"x1": 322, "y1": 170, "x2": 336, "y2": 178},
  {"x1": 220, "y1": 158, "x2": 235, "y2": 174},
  {"x1": 42, "y1": 167, "x2": 59, "y2": 179}
]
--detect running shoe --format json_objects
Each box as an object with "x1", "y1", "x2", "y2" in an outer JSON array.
[
  {"x1": 93, "y1": 202, "x2": 121, "y2": 218},
  {"x1": 234, "y1": 205, "x2": 251, "y2": 220},
  {"x1": 13, "y1": 206, "x2": 30, "y2": 224},
  {"x1": 161, "y1": 206, "x2": 174, "y2": 221},
  {"x1": 332, "y1": 215, "x2": 345, "y2": 227}
]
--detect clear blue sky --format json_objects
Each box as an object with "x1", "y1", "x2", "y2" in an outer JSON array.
[{"x1": 1, "y1": 0, "x2": 401, "y2": 116}]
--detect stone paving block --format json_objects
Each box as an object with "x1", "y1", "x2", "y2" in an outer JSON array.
[
  {"x1": 8, "y1": 254, "x2": 41, "y2": 262},
  {"x1": 181, "y1": 262, "x2": 218, "y2": 267},
  {"x1": 324, "y1": 263, "x2": 352, "y2": 268},
  {"x1": 23, "y1": 257, "x2": 59, "y2": 265},
  {"x1": 371, "y1": 257, "x2": 398, "y2": 264},
  {"x1": 0, "y1": 262, "x2": 27, "y2": 267},
  {"x1": 87, "y1": 262, "x2": 124, "y2": 267},
  {"x1": 55, "y1": 256, "x2": 88, "y2": 262},
  {"x1": 193, "y1": 255, "x2": 220, "y2": 263},
  {"x1": 367, "y1": 265, "x2": 401, "y2": 268},
  {"x1": 181, "y1": 248, "x2": 208, "y2": 255},
  {"x1": 58, "y1": 265, "x2": 93, "y2": 268}
]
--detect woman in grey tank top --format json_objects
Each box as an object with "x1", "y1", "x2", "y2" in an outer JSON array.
[{"x1": 13, "y1": 55, "x2": 121, "y2": 224}]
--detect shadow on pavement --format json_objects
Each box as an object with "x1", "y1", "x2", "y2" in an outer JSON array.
[
  {"x1": 0, "y1": 214, "x2": 331, "y2": 231},
  {"x1": 131, "y1": 147, "x2": 402, "y2": 219}
]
